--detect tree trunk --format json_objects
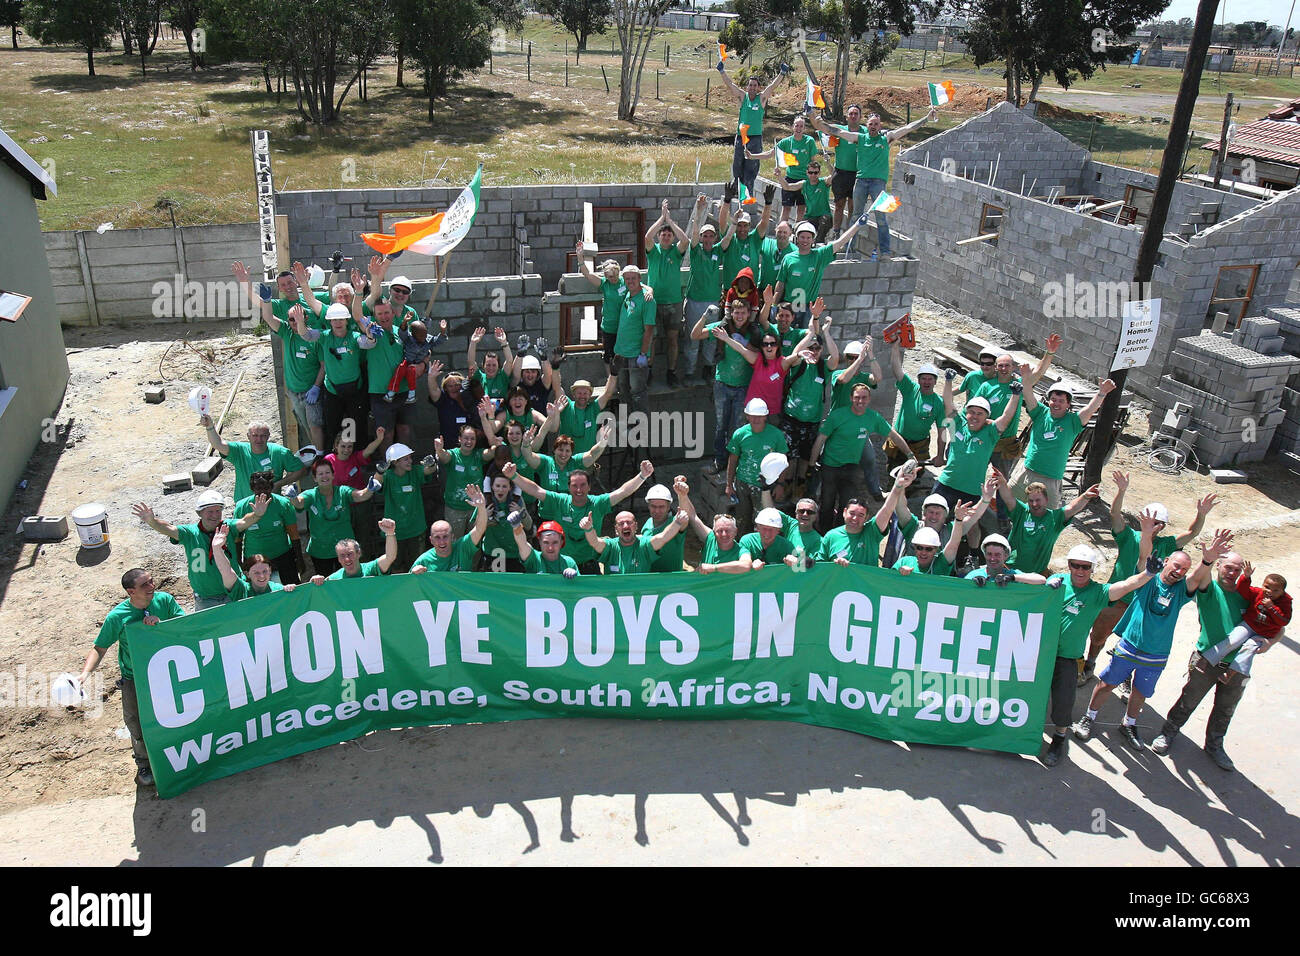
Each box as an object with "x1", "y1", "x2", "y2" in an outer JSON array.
[
  {"x1": 397, "y1": 39, "x2": 404, "y2": 87},
  {"x1": 87, "y1": 47, "x2": 96, "y2": 77},
  {"x1": 121, "y1": 25, "x2": 134, "y2": 57},
  {"x1": 10, "y1": 25, "x2": 17, "y2": 49},
  {"x1": 263, "y1": 63, "x2": 272, "y2": 93},
  {"x1": 140, "y1": 48, "x2": 147, "y2": 77},
  {"x1": 1027, "y1": 74, "x2": 1042, "y2": 103}
]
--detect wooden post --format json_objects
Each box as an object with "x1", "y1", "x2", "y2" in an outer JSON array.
[
  {"x1": 73, "y1": 231, "x2": 99, "y2": 326},
  {"x1": 601, "y1": 65, "x2": 609, "y2": 92},
  {"x1": 1087, "y1": 116, "x2": 1098, "y2": 151},
  {"x1": 705, "y1": 75, "x2": 710, "y2": 109},
  {"x1": 656, "y1": 70, "x2": 660, "y2": 100},
  {"x1": 1212, "y1": 92, "x2": 1234, "y2": 188},
  {"x1": 566, "y1": 59, "x2": 569, "y2": 87}
]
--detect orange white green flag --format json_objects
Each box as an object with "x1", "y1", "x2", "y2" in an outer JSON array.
[
  {"x1": 806, "y1": 78, "x2": 826, "y2": 110},
  {"x1": 361, "y1": 164, "x2": 483, "y2": 256},
  {"x1": 928, "y1": 80, "x2": 955, "y2": 106},
  {"x1": 868, "y1": 191, "x2": 901, "y2": 214}
]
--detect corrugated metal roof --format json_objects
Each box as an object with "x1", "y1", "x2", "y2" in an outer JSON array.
[{"x1": 1201, "y1": 119, "x2": 1300, "y2": 166}]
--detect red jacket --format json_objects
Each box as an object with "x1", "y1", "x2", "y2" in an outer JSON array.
[
  {"x1": 724, "y1": 267, "x2": 760, "y2": 312},
  {"x1": 1236, "y1": 574, "x2": 1293, "y2": 639}
]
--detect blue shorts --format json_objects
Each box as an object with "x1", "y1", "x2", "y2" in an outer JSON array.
[{"x1": 1098, "y1": 647, "x2": 1165, "y2": 698}]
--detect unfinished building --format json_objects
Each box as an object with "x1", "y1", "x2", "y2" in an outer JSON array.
[{"x1": 892, "y1": 101, "x2": 1300, "y2": 468}]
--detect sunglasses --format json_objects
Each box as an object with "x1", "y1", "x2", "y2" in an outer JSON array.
[
  {"x1": 979, "y1": 359, "x2": 995, "y2": 366},
  {"x1": 1067, "y1": 562, "x2": 1092, "y2": 571},
  {"x1": 796, "y1": 508, "x2": 816, "y2": 515},
  {"x1": 762, "y1": 341, "x2": 779, "y2": 348},
  {"x1": 914, "y1": 545, "x2": 938, "y2": 553}
]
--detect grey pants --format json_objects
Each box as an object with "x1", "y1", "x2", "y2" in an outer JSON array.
[
  {"x1": 1159, "y1": 650, "x2": 1248, "y2": 748},
  {"x1": 120, "y1": 678, "x2": 151, "y2": 772}
]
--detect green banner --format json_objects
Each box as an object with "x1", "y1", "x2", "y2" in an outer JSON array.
[{"x1": 130, "y1": 566, "x2": 1061, "y2": 798}]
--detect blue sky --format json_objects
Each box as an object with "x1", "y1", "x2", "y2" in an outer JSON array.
[{"x1": 1156, "y1": 0, "x2": 1296, "y2": 26}]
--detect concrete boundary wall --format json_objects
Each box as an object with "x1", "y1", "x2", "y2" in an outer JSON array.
[{"x1": 44, "y1": 223, "x2": 259, "y2": 326}]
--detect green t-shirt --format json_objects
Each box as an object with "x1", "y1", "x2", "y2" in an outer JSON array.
[
  {"x1": 937, "y1": 420, "x2": 999, "y2": 497},
  {"x1": 223, "y1": 441, "x2": 298, "y2": 505},
  {"x1": 297, "y1": 485, "x2": 355, "y2": 560},
  {"x1": 540, "y1": 492, "x2": 613, "y2": 564},
  {"x1": 614, "y1": 291, "x2": 655, "y2": 359},
  {"x1": 776, "y1": 244, "x2": 835, "y2": 312},
  {"x1": 227, "y1": 576, "x2": 284, "y2": 601},
  {"x1": 722, "y1": 230, "x2": 763, "y2": 290},
  {"x1": 534, "y1": 452, "x2": 591, "y2": 495},
  {"x1": 707, "y1": 321, "x2": 756, "y2": 388},
  {"x1": 443, "y1": 448, "x2": 485, "y2": 512},
  {"x1": 642, "y1": 515, "x2": 685, "y2": 572},
  {"x1": 959, "y1": 369, "x2": 995, "y2": 397},
  {"x1": 559, "y1": 401, "x2": 602, "y2": 455},
  {"x1": 817, "y1": 524, "x2": 884, "y2": 567},
  {"x1": 702, "y1": 531, "x2": 744, "y2": 566},
  {"x1": 737, "y1": 92, "x2": 764, "y2": 135},
  {"x1": 974, "y1": 377, "x2": 1021, "y2": 438},
  {"x1": 828, "y1": 367, "x2": 877, "y2": 412},
  {"x1": 1023, "y1": 404, "x2": 1084, "y2": 480},
  {"x1": 175, "y1": 521, "x2": 240, "y2": 598},
  {"x1": 686, "y1": 243, "x2": 724, "y2": 303},
  {"x1": 819, "y1": 406, "x2": 888, "y2": 468},
  {"x1": 95, "y1": 592, "x2": 186, "y2": 680},
  {"x1": 382, "y1": 466, "x2": 428, "y2": 540},
  {"x1": 364, "y1": 325, "x2": 405, "y2": 394},
  {"x1": 1052, "y1": 576, "x2": 1112, "y2": 659},
  {"x1": 856, "y1": 130, "x2": 891, "y2": 181},
  {"x1": 597, "y1": 535, "x2": 659, "y2": 575},
  {"x1": 275, "y1": 323, "x2": 322, "y2": 393},
  {"x1": 1111, "y1": 528, "x2": 1179, "y2": 583},
  {"x1": 599, "y1": 278, "x2": 626, "y2": 334},
  {"x1": 779, "y1": 512, "x2": 823, "y2": 557},
  {"x1": 727, "y1": 422, "x2": 789, "y2": 486},
  {"x1": 234, "y1": 493, "x2": 297, "y2": 560},
  {"x1": 321, "y1": 330, "x2": 364, "y2": 392},
  {"x1": 523, "y1": 550, "x2": 579, "y2": 575},
  {"x1": 784, "y1": 360, "x2": 829, "y2": 423},
  {"x1": 473, "y1": 367, "x2": 511, "y2": 401},
  {"x1": 892, "y1": 553, "x2": 953, "y2": 576},
  {"x1": 739, "y1": 531, "x2": 794, "y2": 564},
  {"x1": 1196, "y1": 581, "x2": 1249, "y2": 662},
  {"x1": 833, "y1": 127, "x2": 862, "y2": 171},
  {"x1": 800, "y1": 178, "x2": 832, "y2": 217},
  {"x1": 412, "y1": 535, "x2": 480, "y2": 573},
  {"x1": 1008, "y1": 500, "x2": 1067, "y2": 576},
  {"x1": 894, "y1": 374, "x2": 943, "y2": 443},
  {"x1": 759, "y1": 237, "x2": 796, "y2": 293},
  {"x1": 776, "y1": 134, "x2": 818, "y2": 181},
  {"x1": 646, "y1": 243, "x2": 684, "y2": 304},
  {"x1": 328, "y1": 559, "x2": 387, "y2": 580}
]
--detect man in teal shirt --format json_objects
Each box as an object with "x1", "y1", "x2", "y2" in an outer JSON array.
[
  {"x1": 202, "y1": 416, "x2": 304, "y2": 506},
  {"x1": 773, "y1": 219, "x2": 863, "y2": 322},
  {"x1": 816, "y1": 468, "x2": 914, "y2": 567},
  {"x1": 582, "y1": 508, "x2": 688, "y2": 575}
]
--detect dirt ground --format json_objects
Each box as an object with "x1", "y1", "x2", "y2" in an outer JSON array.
[{"x1": 1, "y1": 305, "x2": 1297, "y2": 864}]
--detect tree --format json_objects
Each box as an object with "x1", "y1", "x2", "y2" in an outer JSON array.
[
  {"x1": 958, "y1": 0, "x2": 1166, "y2": 106},
  {"x1": 165, "y1": 0, "x2": 209, "y2": 69},
  {"x1": 24, "y1": 0, "x2": 118, "y2": 76},
  {"x1": 119, "y1": 0, "x2": 162, "y2": 75},
  {"x1": 398, "y1": 0, "x2": 520, "y2": 122},
  {"x1": 1, "y1": 0, "x2": 23, "y2": 48},
  {"x1": 726, "y1": 0, "x2": 928, "y2": 119},
  {"x1": 613, "y1": 0, "x2": 672, "y2": 121},
  {"x1": 537, "y1": 0, "x2": 612, "y2": 52}
]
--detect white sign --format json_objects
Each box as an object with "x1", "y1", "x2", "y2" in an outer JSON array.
[
  {"x1": 251, "y1": 130, "x2": 277, "y2": 281},
  {"x1": 1111, "y1": 298, "x2": 1161, "y2": 371}
]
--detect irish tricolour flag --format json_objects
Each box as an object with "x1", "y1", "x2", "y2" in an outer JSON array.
[
  {"x1": 806, "y1": 78, "x2": 826, "y2": 110},
  {"x1": 928, "y1": 80, "x2": 955, "y2": 107},
  {"x1": 361, "y1": 164, "x2": 483, "y2": 256},
  {"x1": 869, "y1": 191, "x2": 901, "y2": 214}
]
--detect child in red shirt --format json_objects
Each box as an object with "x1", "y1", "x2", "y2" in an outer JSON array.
[
  {"x1": 325, "y1": 427, "x2": 387, "y2": 490},
  {"x1": 1202, "y1": 562, "x2": 1292, "y2": 676}
]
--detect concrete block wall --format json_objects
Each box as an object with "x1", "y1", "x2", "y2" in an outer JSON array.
[
  {"x1": 1083, "y1": 161, "x2": 1256, "y2": 231},
  {"x1": 44, "y1": 223, "x2": 260, "y2": 326},
  {"x1": 1151, "y1": 332, "x2": 1300, "y2": 466}
]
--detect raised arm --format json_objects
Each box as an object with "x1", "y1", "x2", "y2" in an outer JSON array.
[
  {"x1": 611, "y1": 459, "x2": 655, "y2": 506},
  {"x1": 1177, "y1": 493, "x2": 1219, "y2": 549},
  {"x1": 875, "y1": 469, "x2": 915, "y2": 533},
  {"x1": 578, "y1": 513, "x2": 607, "y2": 555},
  {"x1": 993, "y1": 386, "x2": 1023, "y2": 433},
  {"x1": 1062, "y1": 483, "x2": 1100, "y2": 522},
  {"x1": 886, "y1": 108, "x2": 937, "y2": 142},
  {"x1": 465, "y1": 485, "x2": 490, "y2": 547},
  {"x1": 503, "y1": 460, "x2": 546, "y2": 502},
  {"x1": 1109, "y1": 469, "x2": 1129, "y2": 533},
  {"x1": 200, "y1": 414, "x2": 230, "y2": 457},
  {"x1": 211, "y1": 523, "x2": 239, "y2": 592},
  {"x1": 712, "y1": 323, "x2": 758, "y2": 365},
  {"x1": 650, "y1": 510, "x2": 691, "y2": 552},
  {"x1": 644, "y1": 200, "x2": 669, "y2": 251},
  {"x1": 830, "y1": 215, "x2": 863, "y2": 253},
  {"x1": 1078, "y1": 378, "x2": 1117, "y2": 429},
  {"x1": 132, "y1": 502, "x2": 179, "y2": 542},
  {"x1": 575, "y1": 241, "x2": 602, "y2": 288},
  {"x1": 1187, "y1": 528, "x2": 1234, "y2": 594}
]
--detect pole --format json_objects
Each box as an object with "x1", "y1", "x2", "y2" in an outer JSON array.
[
  {"x1": 601, "y1": 65, "x2": 610, "y2": 92},
  {"x1": 705, "y1": 75, "x2": 710, "y2": 109},
  {"x1": 1083, "y1": 0, "x2": 1224, "y2": 488},
  {"x1": 656, "y1": 70, "x2": 660, "y2": 100},
  {"x1": 566, "y1": 59, "x2": 569, "y2": 87},
  {"x1": 1276, "y1": 0, "x2": 1296, "y2": 76},
  {"x1": 1212, "y1": 92, "x2": 1233, "y2": 188},
  {"x1": 1087, "y1": 116, "x2": 1098, "y2": 151}
]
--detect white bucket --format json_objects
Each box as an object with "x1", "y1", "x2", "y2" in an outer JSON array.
[{"x1": 71, "y1": 502, "x2": 110, "y2": 549}]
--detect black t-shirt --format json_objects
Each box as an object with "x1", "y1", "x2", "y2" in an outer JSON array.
[{"x1": 432, "y1": 393, "x2": 483, "y2": 446}]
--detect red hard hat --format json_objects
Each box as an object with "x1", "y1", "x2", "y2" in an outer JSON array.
[{"x1": 537, "y1": 520, "x2": 566, "y2": 543}]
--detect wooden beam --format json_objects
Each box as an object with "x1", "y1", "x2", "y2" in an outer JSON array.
[{"x1": 956, "y1": 232, "x2": 999, "y2": 245}]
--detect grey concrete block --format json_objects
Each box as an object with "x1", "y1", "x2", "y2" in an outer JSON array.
[
  {"x1": 162, "y1": 473, "x2": 193, "y2": 492},
  {"x1": 20, "y1": 515, "x2": 69, "y2": 540},
  {"x1": 191, "y1": 457, "x2": 223, "y2": 485},
  {"x1": 144, "y1": 387, "x2": 166, "y2": 404}
]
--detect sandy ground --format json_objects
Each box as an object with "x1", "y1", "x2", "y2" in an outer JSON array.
[{"x1": 1, "y1": 308, "x2": 1297, "y2": 866}]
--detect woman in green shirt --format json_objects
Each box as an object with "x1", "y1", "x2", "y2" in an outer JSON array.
[
  {"x1": 288, "y1": 458, "x2": 377, "y2": 576},
  {"x1": 212, "y1": 522, "x2": 295, "y2": 600}
]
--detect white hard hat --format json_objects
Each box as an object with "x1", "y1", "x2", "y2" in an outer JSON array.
[
  {"x1": 700, "y1": 222, "x2": 718, "y2": 234},
  {"x1": 645, "y1": 483, "x2": 673, "y2": 502},
  {"x1": 297, "y1": 444, "x2": 320, "y2": 465},
  {"x1": 385, "y1": 442, "x2": 414, "y2": 463},
  {"x1": 744, "y1": 397, "x2": 769, "y2": 416},
  {"x1": 922, "y1": 494, "x2": 949, "y2": 513},
  {"x1": 794, "y1": 221, "x2": 817, "y2": 236},
  {"x1": 307, "y1": 264, "x2": 326, "y2": 289},
  {"x1": 966, "y1": 396, "x2": 992, "y2": 413},
  {"x1": 734, "y1": 211, "x2": 752, "y2": 224},
  {"x1": 981, "y1": 533, "x2": 1011, "y2": 552},
  {"x1": 1146, "y1": 502, "x2": 1170, "y2": 524},
  {"x1": 978, "y1": 347, "x2": 998, "y2": 359},
  {"x1": 521, "y1": 355, "x2": 542, "y2": 371},
  {"x1": 325, "y1": 303, "x2": 350, "y2": 321},
  {"x1": 912, "y1": 527, "x2": 942, "y2": 548},
  {"x1": 1066, "y1": 544, "x2": 1101, "y2": 567},
  {"x1": 917, "y1": 363, "x2": 940, "y2": 378},
  {"x1": 1047, "y1": 384, "x2": 1074, "y2": 401},
  {"x1": 388, "y1": 275, "x2": 413, "y2": 291},
  {"x1": 755, "y1": 507, "x2": 784, "y2": 529},
  {"x1": 760, "y1": 452, "x2": 789, "y2": 484},
  {"x1": 195, "y1": 490, "x2": 224, "y2": 511},
  {"x1": 843, "y1": 340, "x2": 864, "y2": 355}
]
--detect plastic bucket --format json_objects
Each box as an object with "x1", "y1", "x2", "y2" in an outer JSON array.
[{"x1": 71, "y1": 502, "x2": 110, "y2": 549}]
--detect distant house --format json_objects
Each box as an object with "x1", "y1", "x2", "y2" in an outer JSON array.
[
  {"x1": 1201, "y1": 98, "x2": 1300, "y2": 191},
  {"x1": 0, "y1": 125, "x2": 69, "y2": 514}
]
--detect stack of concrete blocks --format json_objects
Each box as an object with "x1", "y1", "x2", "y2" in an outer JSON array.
[
  {"x1": 514, "y1": 214, "x2": 534, "y2": 275},
  {"x1": 1265, "y1": 306, "x2": 1300, "y2": 462},
  {"x1": 1152, "y1": 331, "x2": 1300, "y2": 467}
]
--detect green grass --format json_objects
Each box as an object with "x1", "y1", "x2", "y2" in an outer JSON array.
[{"x1": 3, "y1": 15, "x2": 1294, "y2": 230}]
